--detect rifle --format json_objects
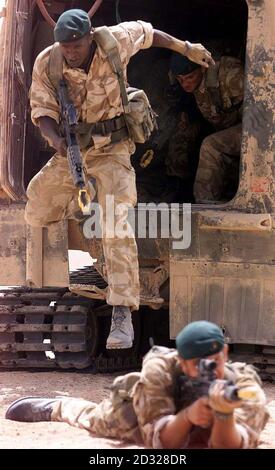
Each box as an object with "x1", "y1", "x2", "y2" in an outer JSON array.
[
  {"x1": 58, "y1": 79, "x2": 91, "y2": 215},
  {"x1": 176, "y1": 358, "x2": 255, "y2": 410}
]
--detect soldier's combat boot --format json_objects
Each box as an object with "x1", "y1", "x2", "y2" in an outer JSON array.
[
  {"x1": 106, "y1": 306, "x2": 134, "y2": 349},
  {"x1": 5, "y1": 397, "x2": 60, "y2": 422}
]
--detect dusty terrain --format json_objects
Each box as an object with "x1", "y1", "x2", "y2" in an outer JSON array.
[{"x1": 0, "y1": 370, "x2": 274, "y2": 449}]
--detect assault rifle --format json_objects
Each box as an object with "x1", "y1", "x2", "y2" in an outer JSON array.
[
  {"x1": 58, "y1": 79, "x2": 91, "y2": 215},
  {"x1": 176, "y1": 359, "x2": 254, "y2": 409}
]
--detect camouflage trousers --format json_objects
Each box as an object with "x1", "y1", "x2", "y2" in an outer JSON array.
[
  {"x1": 165, "y1": 120, "x2": 212, "y2": 201},
  {"x1": 50, "y1": 391, "x2": 210, "y2": 449},
  {"x1": 194, "y1": 123, "x2": 242, "y2": 202},
  {"x1": 166, "y1": 120, "x2": 205, "y2": 181},
  {"x1": 25, "y1": 139, "x2": 140, "y2": 310},
  {"x1": 51, "y1": 372, "x2": 142, "y2": 444}
]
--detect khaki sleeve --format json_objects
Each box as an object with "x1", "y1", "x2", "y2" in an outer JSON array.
[
  {"x1": 30, "y1": 47, "x2": 60, "y2": 126},
  {"x1": 110, "y1": 21, "x2": 154, "y2": 64},
  {"x1": 222, "y1": 57, "x2": 244, "y2": 102},
  {"x1": 132, "y1": 355, "x2": 176, "y2": 448},
  {"x1": 233, "y1": 364, "x2": 269, "y2": 448}
]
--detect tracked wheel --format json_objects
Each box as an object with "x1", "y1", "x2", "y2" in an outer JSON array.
[
  {"x1": 0, "y1": 284, "x2": 141, "y2": 371},
  {"x1": 0, "y1": 287, "x2": 97, "y2": 369}
]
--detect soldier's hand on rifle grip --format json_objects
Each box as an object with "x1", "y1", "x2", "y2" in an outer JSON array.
[
  {"x1": 185, "y1": 396, "x2": 213, "y2": 428},
  {"x1": 208, "y1": 380, "x2": 242, "y2": 415}
]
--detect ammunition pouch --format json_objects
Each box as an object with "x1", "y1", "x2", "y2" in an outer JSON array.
[{"x1": 124, "y1": 87, "x2": 158, "y2": 144}]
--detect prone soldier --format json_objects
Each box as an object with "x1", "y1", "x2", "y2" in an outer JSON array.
[{"x1": 6, "y1": 321, "x2": 269, "y2": 448}]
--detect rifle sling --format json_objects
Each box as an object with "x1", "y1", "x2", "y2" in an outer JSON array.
[
  {"x1": 48, "y1": 43, "x2": 64, "y2": 90},
  {"x1": 93, "y1": 26, "x2": 130, "y2": 113}
]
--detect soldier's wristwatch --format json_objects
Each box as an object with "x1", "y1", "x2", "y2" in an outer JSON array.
[{"x1": 214, "y1": 411, "x2": 234, "y2": 421}]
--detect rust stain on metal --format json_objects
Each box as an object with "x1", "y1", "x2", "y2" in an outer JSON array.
[
  {"x1": 250, "y1": 177, "x2": 271, "y2": 193},
  {"x1": 233, "y1": 0, "x2": 274, "y2": 212}
]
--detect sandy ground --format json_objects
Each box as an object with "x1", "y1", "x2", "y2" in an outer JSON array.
[{"x1": 0, "y1": 370, "x2": 274, "y2": 449}]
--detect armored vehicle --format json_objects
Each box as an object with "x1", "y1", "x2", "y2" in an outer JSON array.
[{"x1": 0, "y1": 0, "x2": 274, "y2": 375}]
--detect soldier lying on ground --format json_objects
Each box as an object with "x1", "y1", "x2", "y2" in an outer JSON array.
[
  {"x1": 26, "y1": 8, "x2": 214, "y2": 350},
  {"x1": 166, "y1": 53, "x2": 244, "y2": 203},
  {"x1": 6, "y1": 321, "x2": 269, "y2": 448}
]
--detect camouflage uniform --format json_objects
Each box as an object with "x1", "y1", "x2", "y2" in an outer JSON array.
[
  {"x1": 51, "y1": 346, "x2": 269, "y2": 448},
  {"x1": 26, "y1": 21, "x2": 154, "y2": 310},
  {"x1": 166, "y1": 119, "x2": 209, "y2": 201},
  {"x1": 167, "y1": 57, "x2": 244, "y2": 202},
  {"x1": 164, "y1": 85, "x2": 205, "y2": 201},
  {"x1": 194, "y1": 123, "x2": 242, "y2": 202}
]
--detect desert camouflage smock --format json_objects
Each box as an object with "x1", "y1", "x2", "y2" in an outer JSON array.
[
  {"x1": 194, "y1": 56, "x2": 244, "y2": 130},
  {"x1": 131, "y1": 346, "x2": 269, "y2": 448},
  {"x1": 30, "y1": 21, "x2": 153, "y2": 148}
]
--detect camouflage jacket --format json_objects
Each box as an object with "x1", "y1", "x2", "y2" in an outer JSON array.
[
  {"x1": 29, "y1": 21, "x2": 153, "y2": 149},
  {"x1": 117, "y1": 346, "x2": 268, "y2": 448},
  {"x1": 194, "y1": 56, "x2": 244, "y2": 130}
]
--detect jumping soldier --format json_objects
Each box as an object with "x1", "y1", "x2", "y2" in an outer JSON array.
[{"x1": 25, "y1": 8, "x2": 214, "y2": 349}]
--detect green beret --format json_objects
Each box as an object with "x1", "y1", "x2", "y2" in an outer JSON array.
[
  {"x1": 170, "y1": 52, "x2": 200, "y2": 76},
  {"x1": 54, "y1": 9, "x2": 91, "y2": 43},
  {"x1": 176, "y1": 321, "x2": 224, "y2": 359}
]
